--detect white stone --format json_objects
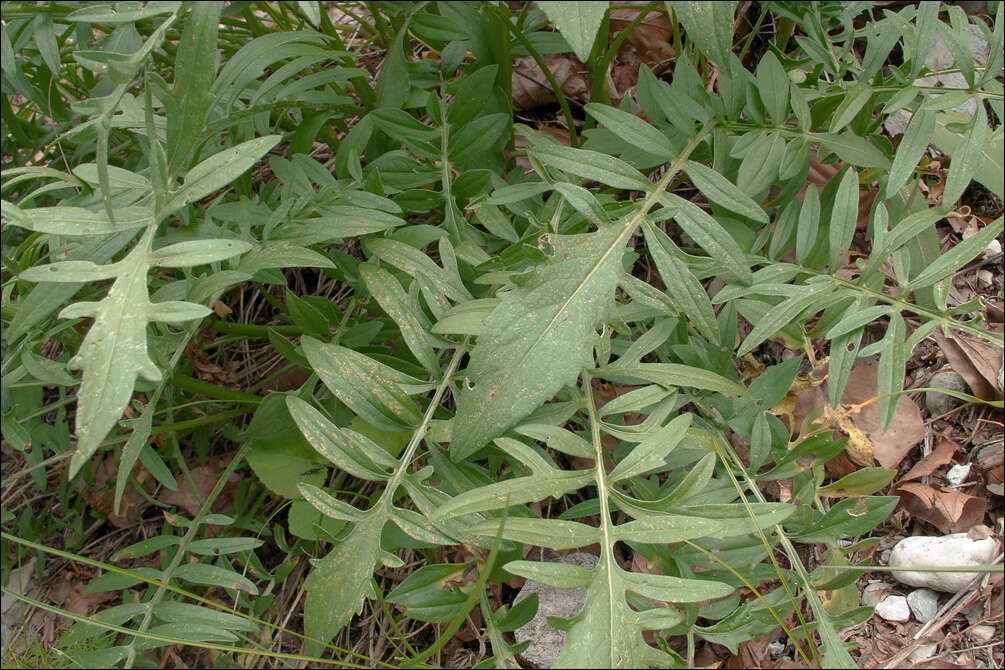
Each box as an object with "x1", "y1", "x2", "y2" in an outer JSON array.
[
  {"x1": 907, "y1": 588, "x2": 941, "y2": 623},
  {"x1": 862, "y1": 581, "x2": 892, "y2": 607},
  {"x1": 984, "y1": 239, "x2": 1003, "y2": 258},
  {"x1": 514, "y1": 552, "x2": 598, "y2": 668},
  {"x1": 875, "y1": 595, "x2": 911, "y2": 622},
  {"x1": 969, "y1": 625, "x2": 995, "y2": 642},
  {"x1": 889, "y1": 533, "x2": 999, "y2": 593},
  {"x1": 946, "y1": 463, "x2": 971, "y2": 487},
  {"x1": 925, "y1": 371, "x2": 970, "y2": 417}
]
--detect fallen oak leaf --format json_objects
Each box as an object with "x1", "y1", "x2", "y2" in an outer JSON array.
[
  {"x1": 932, "y1": 328, "x2": 1004, "y2": 401},
  {"x1": 893, "y1": 481, "x2": 987, "y2": 534}
]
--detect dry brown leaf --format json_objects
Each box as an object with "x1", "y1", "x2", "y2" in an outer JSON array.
[
  {"x1": 944, "y1": 206, "x2": 980, "y2": 239},
  {"x1": 63, "y1": 581, "x2": 116, "y2": 616},
  {"x1": 512, "y1": 54, "x2": 589, "y2": 110},
  {"x1": 894, "y1": 481, "x2": 987, "y2": 534},
  {"x1": 158, "y1": 451, "x2": 241, "y2": 519},
  {"x1": 932, "y1": 328, "x2": 1004, "y2": 401},
  {"x1": 898, "y1": 438, "x2": 958, "y2": 483},
  {"x1": 77, "y1": 455, "x2": 157, "y2": 529},
  {"x1": 609, "y1": 3, "x2": 674, "y2": 67},
  {"x1": 792, "y1": 365, "x2": 925, "y2": 469}
]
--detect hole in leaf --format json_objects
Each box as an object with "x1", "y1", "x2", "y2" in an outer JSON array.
[{"x1": 537, "y1": 234, "x2": 555, "y2": 257}]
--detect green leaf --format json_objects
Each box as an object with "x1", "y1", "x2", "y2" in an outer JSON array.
[
  {"x1": 941, "y1": 105, "x2": 987, "y2": 207},
  {"x1": 385, "y1": 564, "x2": 468, "y2": 622},
  {"x1": 166, "y1": 2, "x2": 220, "y2": 176},
  {"x1": 527, "y1": 141, "x2": 650, "y2": 190},
  {"x1": 756, "y1": 51, "x2": 788, "y2": 126},
  {"x1": 829, "y1": 83, "x2": 872, "y2": 133},
  {"x1": 817, "y1": 468, "x2": 897, "y2": 498},
  {"x1": 788, "y1": 497, "x2": 898, "y2": 544},
  {"x1": 449, "y1": 113, "x2": 511, "y2": 164},
  {"x1": 19, "y1": 260, "x2": 122, "y2": 284},
  {"x1": 468, "y1": 518, "x2": 600, "y2": 550},
  {"x1": 594, "y1": 364, "x2": 745, "y2": 397},
  {"x1": 435, "y1": 440, "x2": 594, "y2": 519},
  {"x1": 371, "y1": 108, "x2": 437, "y2": 142},
  {"x1": 885, "y1": 109, "x2": 935, "y2": 198},
  {"x1": 608, "y1": 414, "x2": 691, "y2": 481},
  {"x1": 909, "y1": 215, "x2": 1004, "y2": 289},
  {"x1": 245, "y1": 393, "x2": 324, "y2": 498},
  {"x1": 302, "y1": 337, "x2": 422, "y2": 432},
  {"x1": 683, "y1": 160, "x2": 768, "y2": 224},
  {"x1": 796, "y1": 185, "x2": 820, "y2": 264},
  {"x1": 642, "y1": 222, "x2": 719, "y2": 344},
  {"x1": 671, "y1": 1, "x2": 737, "y2": 72},
  {"x1": 287, "y1": 397, "x2": 392, "y2": 481},
  {"x1": 431, "y1": 299, "x2": 499, "y2": 336},
  {"x1": 173, "y1": 563, "x2": 257, "y2": 594},
  {"x1": 661, "y1": 194, "x2": 752, "y2": 284},
  {"x1": 553, "y1": 183, "x2": 612, "y2": 227},
  {"x1": 736, "y1": 133, "x2": 784, "y2": 197},
  {"x1": 360, "y1": 262, "x2": 439, "y2": 373},
  {"x1": 446, "y1": 65, "x2": 498, "y2": 126},
  {"x1": 736, "y1": 281, "x2": 837, "y2": 357},
  {"x1": 152, "y1": 602, "x2": 258, "y2": 633},
  {"x1": 813, "y1": 132, "x2": 890, "y2": 169},
  {"x1": 376, "y1": 25, "x2": 410, "y2": 109},
  {"x1": 829, "y1": 167, "x2": 858, "y2": 270},
  {"x1": 187, "y1": 537, "x2": 264, "y2": 556},
  {"x1": 162, "y1": 135, "x2": 281, "y2": 217},
  {"x1": 2, "y1": 203, "x2": 152, "y2": 235},
  {"x1": 537, "y1": 1, "x2": 609, "y2": 62},
  {"x1": 303, "y1": 510, "x2": 384, "y2": 656},
  {"x1": 149, "y1": 239, "x2": 252, "y2": 267},
  {"x1": 452, "y1": 224, "x2": 627, "y2": 459},
  {"x1": 876, "y1": 311, "x2": 906, "y2": 431},
  {"x1": 585, "y1": 103, "x2": 675, "y2": 160}
]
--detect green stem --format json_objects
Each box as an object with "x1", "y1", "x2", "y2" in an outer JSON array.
[
  {"x1": 213, "y1": 321, "x2": 303, "y2": 337},
  {"x1": 170, "y1": 372, "x2": 263, "y2": 405}
]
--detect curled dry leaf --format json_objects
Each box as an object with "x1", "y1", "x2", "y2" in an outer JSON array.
[
  {"x1": 793, "y1": 365, "x2": 925, "y2": 469},
  {"x1": 893, "y1": 481, "x2": 987, "y2": 534},
  {"x1": 931, "y1": 327, "x2": 1004, "y2": 401}
]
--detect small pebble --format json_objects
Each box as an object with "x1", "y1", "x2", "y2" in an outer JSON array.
[
  {"x1": 984, "y1": 239, "x2": 1002, "y2": 258},
  {"x1": 875, "y1": 595, "x2": 911, "y2": 622},
  {"x1": 925, "y1": 371, "x2": 969, "y2": 417},
  {"x1": 862, "y1": 581, "x2": 891, "y2": 607},
  {"x1": 978, "y1": 269, "x2": 994, "y2": 288},
  {"x1": 946, "y1": 463, "x2": 971, "y2": 487},
  {"x1": 910, "y1": 644, "x2": 939, "y2": 662},
  {"x1": 969, "y1": 625, "x2": 995, "y2": 642},
  {"x1": 907, "y1": 588, "x2": 940, "y2": 623}
]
